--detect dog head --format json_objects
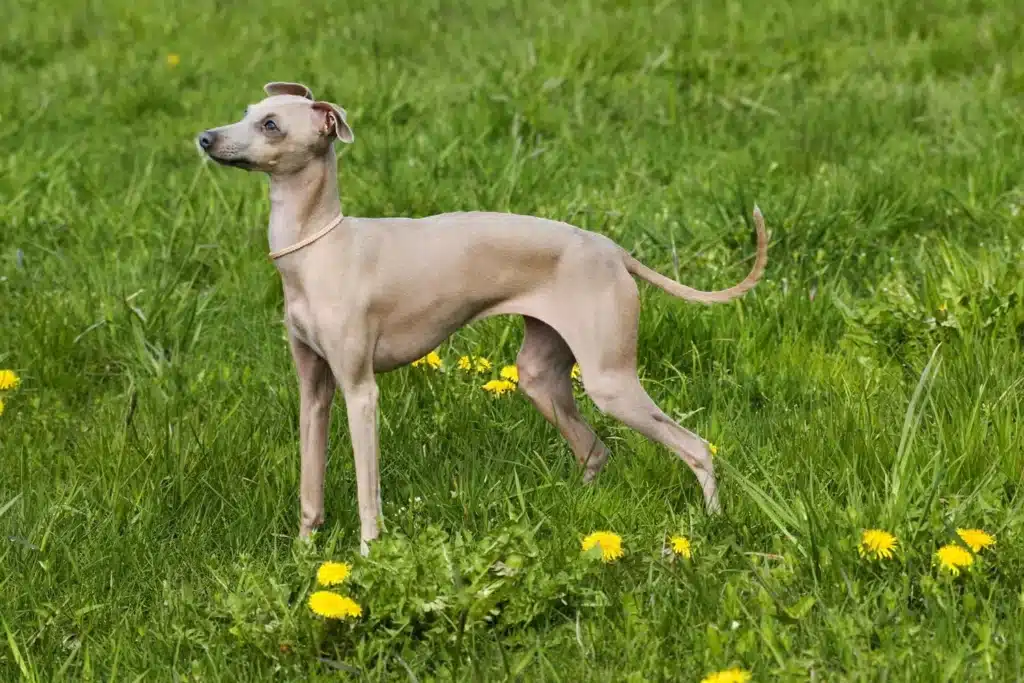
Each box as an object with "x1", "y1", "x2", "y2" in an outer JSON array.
[{"x1": 196, "y1": 82, "x2": 353, "y2": 174}]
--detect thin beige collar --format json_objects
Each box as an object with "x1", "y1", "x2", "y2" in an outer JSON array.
[{"x1": 268, "y1": 213, "x2": 345, "y2": 261}]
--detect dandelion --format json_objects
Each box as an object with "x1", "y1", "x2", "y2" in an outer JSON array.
[
  {"x1": 669, "y1": 535, "x2": 692, "y2": 559},
  {"x1": 499, "y1": 365, "x2": 519, "y2": 383},
  {"x1": 482, "y1": 379, "x2": 517, "y2": 396},
  {"x1": 700, "y1": 668, "x2": 752, "y2": 683},
  {"x1": 858, "y1": 529, "x2": 898, "y2": 560},
  {"x1": 581, "y1": 531, "x2": 624, "y2": 563},
  {"x1": 411, "y1": 351, "x2": 442, "y2": 370},
  {"x1": 308, "y1": 591, "x2": 362, "y2": 619},
  {"x1": 166, "y1": 53, "x2": 180, "y2": 67},
  {"x1": 0, "y1": 370, "x2": 19, "y2": 391},
  {"x1": 457, "y1": 355, "x2": 492, "y2": 373},
  {"x1": 935, "y1": 543, "x2": 974, "y2": 576},
  {"x1": 956, "y1": 528, "x2": 995, "y2": 553},
  {"x1": 571, "y1": 364, "x2": 581, "y2": 381},
  {"x1": 709, "y1": 443, "x2": 719, "y2": 457},
  {"x1": 316, "y1": 561, "x2": 351, "y2": 587}
]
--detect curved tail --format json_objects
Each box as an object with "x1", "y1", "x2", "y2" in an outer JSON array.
[{"x1": 623, "y1": 205, "x2": 768, "y2": 304}]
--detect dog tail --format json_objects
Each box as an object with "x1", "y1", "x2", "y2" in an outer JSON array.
[{"x1": 623, "y1": 205, "x2": 768, "y2": 305}]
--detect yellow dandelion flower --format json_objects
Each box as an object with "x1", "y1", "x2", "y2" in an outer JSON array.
[
  {"x1": 166, "y1": 53, "x2": 181, "y2": 67},
  {"x1": 701, "y1": 668, "x2": 752, "y2": 683},
  {"x1": 669, "y1": 535, "x2": 692, "y2": 559},
  {"x1": 499, "y1": 365, "x2": 519, "y2": 383},
  {"x1": 482, "y1": 379, "x2": 517, "y2": 396},
  {"x1": 956, "y1": 528, "x2": 995, "y2": 553},
  {"x1": 571, "y1": 364, "x2": 581, "y2": 381},
  {"x1": 858, "y1": 529, "x2": 898, "y2": 560},
  {"x1": 308, "y1": 591, "x2": 362, "y2": 619},
  {"x1": 935, "y1": 544, "x2": 974, "y2": 576},
  {"x1": 316, "y1": 561, "x2": 351, "y2": 587},
  {"x1": 709, "y1": 442, "x2": 719, "y2": 457},
  {"x1": 581, "y1": 531, "x2": 624, "y2": 563},
  {"x1": 457, "y1": 355, "x2": 491, "y2": 373},
  {"x1": 0, "y1": 370, "x2": 20, "y2": 391},
  {"x1": 411, "y1": 351, "x2": 442, "y2": 370}
]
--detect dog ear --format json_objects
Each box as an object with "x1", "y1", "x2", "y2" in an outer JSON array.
[
  {"x1": 263, "y1": 82, "x2": 314, "y2": 100},
  {"x1": 311, "y1": 101, "x2": 354, "y2": 144}
]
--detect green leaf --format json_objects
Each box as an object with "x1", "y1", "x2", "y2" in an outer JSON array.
[{"x1": 782, "y1": 596, "x2": 817, "y2": 621}]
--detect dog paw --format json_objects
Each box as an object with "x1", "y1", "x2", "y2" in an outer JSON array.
[
  {"x1": 705, "y1": 497, "x2": 723, "y2": 516},
  {"x1": 582, "y1": 447, "x2": 611, "y2": 483}
]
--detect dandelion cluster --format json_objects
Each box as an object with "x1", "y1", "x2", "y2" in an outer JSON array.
[
  {"x1": 411, "y1": 351, "x2": 443, "y2": 370},
  {"x1": 409, "y1": 350, "x2": 593, "y2": 397},
  {"x1": 499, "y1": 365, "x2": 519, "y2": 383},
  {"x1": 956, "y1": 528, "x2": 995, "y2": 553},
  {"x1": 410, "y1": 349, "x2": 523, "y2": 396},
  {"x1": 581, "y1": 531, "x2": 624, "y2": 563},
  {"x1": 932, "y1": 528, "x2": 995, "y2": 578},
  {"x1": 305, "y1": 529, "x2": 708, "y2": 624},
  {"x1": 410, "y1": 350, "x2": 586, "y2": 397},
  {"x1": 854, "y1": 524, "x2": 996, "y2": 580},
  {"x1": 481, "y1": 379, "x2": 517, "y2": 396},
  {"x1": 309, "y1": 560, "x2": 362, "y2": 620},
  {"x1": 308, "y1": 591, "x2": 362, "y2": 619},
  {"x1": 0, "y1": 370, "x2": 19, "y2": 391},
  {"x1": 316, "y1": 561, "x2": 351, "y2": 587},
  {"x1": 858, "y1": 529, "x2": 898, "y2": 561},
  {"x1": 476, "y1": 365, "x2": 518, "y2": 396},
  {"x1": 0, "y1": 369, "x2": 21, "y2": 417},
  {"x1": 457, "y1": 355, "x2": 492, "y2": 373},
  {"x1": 700, "y1": 667, "x2": 752, "y2": 683},
  {"x1": 669, "y1": 535, "x2": 692, "y2": 559},
  {"x1": 934, "y1": 544, "x2": 973, "y2": 576}
]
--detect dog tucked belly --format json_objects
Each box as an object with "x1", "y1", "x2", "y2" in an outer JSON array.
[
  {"x1": 365, "y1": 228, "x2": 573, "y2": 372},
  {"x1": 369, "y1": 285, "x2": 549, "y2": 373}
]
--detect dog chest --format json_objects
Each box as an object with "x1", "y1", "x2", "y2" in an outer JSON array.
[{"x1": 283, "y1": 296, "x2": 325, "y2": 357}]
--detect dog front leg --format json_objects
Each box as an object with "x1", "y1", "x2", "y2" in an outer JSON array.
[
  {"x1": 338, "y1": 373, "x2": 383, "y2": 556},
  {"x1": 289, "y1": 333, "x2": 336, "y2": 539}
]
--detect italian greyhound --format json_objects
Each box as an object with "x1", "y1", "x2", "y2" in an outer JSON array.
[{"x1": 197, "y1": 82, "x2": 768, "y2": 554}]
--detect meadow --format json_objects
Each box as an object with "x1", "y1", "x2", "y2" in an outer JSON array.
[{"x1": 2, "y1": 0, "x2": 1024, "y2": 680}]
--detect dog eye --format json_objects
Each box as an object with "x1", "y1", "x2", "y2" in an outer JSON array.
[{"x1": 264, "y1": 119, "x2": 279, "y2": 132}]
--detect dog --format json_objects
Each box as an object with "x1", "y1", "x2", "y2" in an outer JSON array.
[{"x1": 197, "y1": 82, "x2": 768, "y2": 554}]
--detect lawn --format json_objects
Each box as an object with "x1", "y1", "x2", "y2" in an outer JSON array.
[{"x1": 2, "y1": 0, "x2": 1024, "y2": 680}]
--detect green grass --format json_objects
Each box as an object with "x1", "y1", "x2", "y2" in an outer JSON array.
[{"x1": 2, "y1": 0, "x2": 1024, "y2": 679}]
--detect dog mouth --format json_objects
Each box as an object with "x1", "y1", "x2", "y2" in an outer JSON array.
[{"x1": 208, "y1": 153, "x2": 255, "y2": 170}]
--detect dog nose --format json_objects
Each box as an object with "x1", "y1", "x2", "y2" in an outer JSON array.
[{"x1": 198, "y1": 131, "x2": 216, "y2": 150}]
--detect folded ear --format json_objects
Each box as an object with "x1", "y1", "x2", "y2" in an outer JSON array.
[
  {"x1": 311, "y1": 101, "x2": 354, "y2": 144},
  {"x1": 263, "y1": 82, "x2": 314, "y2": 100}
]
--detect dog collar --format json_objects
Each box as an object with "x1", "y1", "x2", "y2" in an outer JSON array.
[{"x1": 268, "y1": 213, "x2": 345, "y2": 261}]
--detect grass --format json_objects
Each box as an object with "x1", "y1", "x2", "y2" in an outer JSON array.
[{"x1": 2, "y1": 0, "x2": 1024, "y2": 679}]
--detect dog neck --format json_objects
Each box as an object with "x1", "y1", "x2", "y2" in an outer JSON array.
[{"x1": 267, "y1": 147, "x2": 342, "y2": 260}]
